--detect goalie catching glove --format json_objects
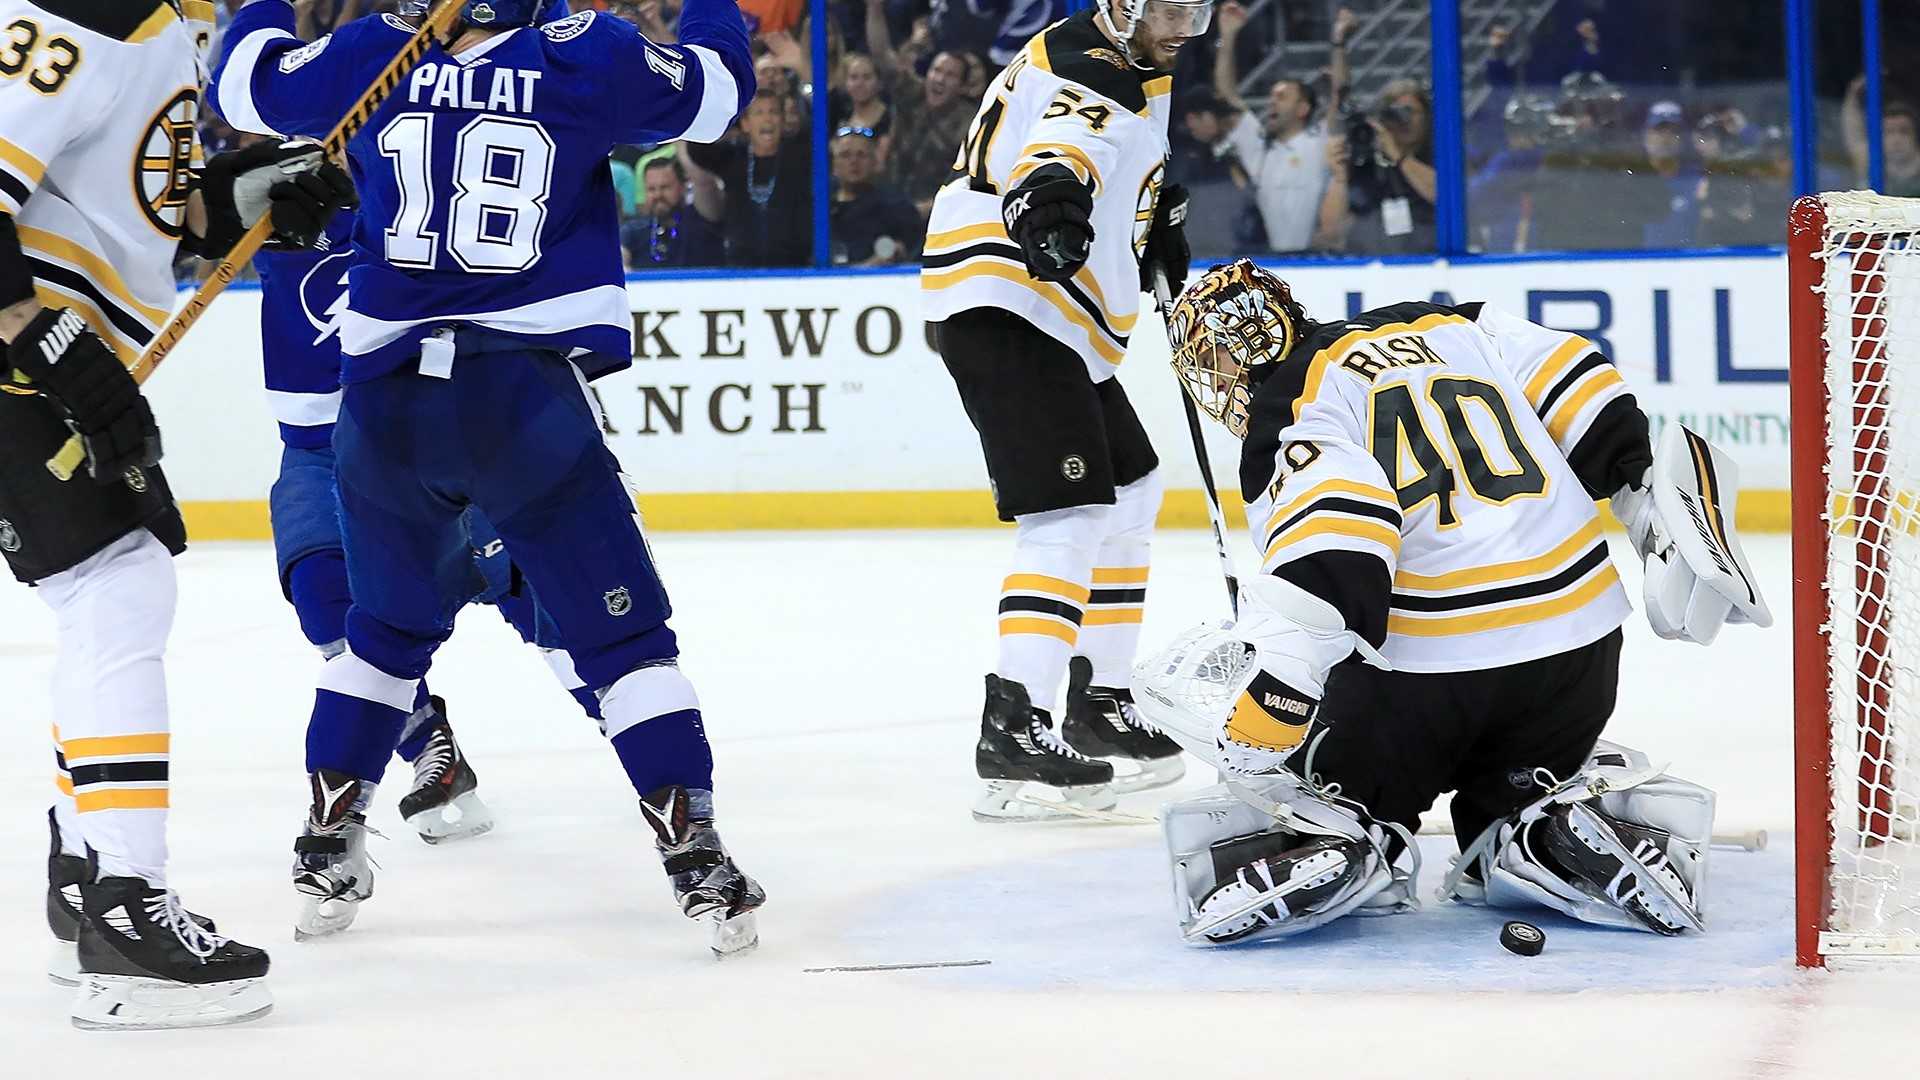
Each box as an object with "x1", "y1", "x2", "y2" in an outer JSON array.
[
  {"x1": 1132, "y1": 576, "x2": 1386, "y2": 775},
  {"x1": 192, "y1": 140, "x2": 358, "y2": 260},
  {"x1": 6, "y1": 308, "x2": 161, "y2": 483},
  {"x1": 1609, "y1": 423, "x2": 1772, "y2": 645}
]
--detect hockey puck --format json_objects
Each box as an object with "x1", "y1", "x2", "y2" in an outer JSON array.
[{"x1": 1500, "y1": 920, "x2": 1545, "y2": 956}]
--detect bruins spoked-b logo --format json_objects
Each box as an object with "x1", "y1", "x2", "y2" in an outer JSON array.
[
  {"x1": 135, "y1": 89, "x2": 199, "y2": 239},
  {"x1": 1061, "y1": 455, "x2": 1088, "y2": 481},
  {"x1": 605, "y1": 586, "x2": 632, "y2": 616}
]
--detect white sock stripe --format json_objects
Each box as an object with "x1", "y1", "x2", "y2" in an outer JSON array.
[
  {"x1": 316, "y1": 650, "x2": 420, "y2": 714},
  {"x1": 600, "y1": 663, "x2": 701, "y2": 740},
  {"x1": 540, "y1": 647, "x2": 588, "y2": 692}
]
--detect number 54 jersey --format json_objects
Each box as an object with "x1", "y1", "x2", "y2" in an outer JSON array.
[
  {"x1": 209, "y1": 3, "x2": 751, "y2": 383},
  {"x1": 1240, "y1": 301, "x2": 1650, "y2": 673}
]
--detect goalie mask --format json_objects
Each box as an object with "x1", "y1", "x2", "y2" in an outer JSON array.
[{"x1": 1168, "y1": 259, "x2": 1307, "y2": 439}]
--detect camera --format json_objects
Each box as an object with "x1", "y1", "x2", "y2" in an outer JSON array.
[{"x1": 1343, "y1": 107, "x2": 1378, "y2": 171}]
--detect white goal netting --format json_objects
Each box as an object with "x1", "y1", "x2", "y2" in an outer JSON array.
[{"x1": 1809, "y1": 191, "x2": 1920, "y2": 959}]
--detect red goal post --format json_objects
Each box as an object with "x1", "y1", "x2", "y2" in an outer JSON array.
[{"x1": 1791, "y1": 191, "x2": 1920, "y2": 967}]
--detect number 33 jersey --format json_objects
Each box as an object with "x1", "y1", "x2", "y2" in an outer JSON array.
[
  {"x1": 0, "y1": 0, "x2": 215, "y2": 365},
  {"x1": 921, "y1": 10, "x2": 1170, "y2": 382},
  {"x1": 1240, "y1": 301, "x2": 1649, "y2": 673},
  {"x1": 209, "y1": 3, "x2": 751, "y2": 382}
]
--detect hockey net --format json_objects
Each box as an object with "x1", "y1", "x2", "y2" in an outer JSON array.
[{"x1": 1792, "y1": 191, "x2": 1920, "y2": 966}]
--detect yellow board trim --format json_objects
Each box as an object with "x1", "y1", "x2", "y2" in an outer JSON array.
[
  {"x1": 998, "y1": 616, "x2": 1079, "y2": 643},
  {"x1": 76, "y1": 788, "x2": 170, "y2": 813},
  {"x1": 1091, "y1": 566, "x2": 1150, "y2": 585},
  {"x1": 63, "y1": 733, "x2": 170, "y2": 760},
  {"x1": 1396, "y1": 518, "x2": 1604, "y2": 592},
  {"x1": 1002, "y1": 573, "x2": 1092, "y2": 605},
  {"x1": 1388, "y1": 563, "x2": 1621, "y2": 638}
]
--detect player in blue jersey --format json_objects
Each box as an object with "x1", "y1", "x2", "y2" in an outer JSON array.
[{"x1": 212, "y1": 0, "x2": 764, "y2": 954}]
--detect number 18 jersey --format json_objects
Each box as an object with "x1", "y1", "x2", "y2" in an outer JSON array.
[
  {"x1": 1240, "y1": 301, "x2": 1645, "y2": 673},
  {"x1": 209, "y1": 4, "x2": 751, "y2": 383}
]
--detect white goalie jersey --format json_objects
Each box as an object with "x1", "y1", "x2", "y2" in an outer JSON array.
[
  {"x1": 920, "y1": 9, "x2": 1171, "y2": 381},
  {"x1": 0, "y1": 0, "x2": 214, "y2": 365},
  {"x1": 1239, "y1": 300, "x2": 1644, "y2": 672}
]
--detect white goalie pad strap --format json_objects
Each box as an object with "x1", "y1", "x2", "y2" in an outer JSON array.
[
  {"x1": 1439, "y1": 741, "x2": 1715, "y2": 931},
  {"x1": 1236, "y1": 576, "x2": 1389, "y2": 688},
  {"x1": 1618, "y1": 424, "x2": 1773, "y2": 645},
  {"x1": 1161, "y1": 774, "x2": 1412, "y2": 944}
]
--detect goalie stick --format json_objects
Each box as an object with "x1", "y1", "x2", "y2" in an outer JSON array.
[
  {"x1": 1153, "y1": 263, "x2": 1239, "y2": 618},
  {"x1": 47, "y1": 0, "x2": 470, "y2": 481}
]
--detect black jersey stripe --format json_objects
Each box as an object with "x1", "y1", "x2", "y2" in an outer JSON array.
[
  {"x1": 1088, "y1": 586, "x2": 1146, "y2": 606},
  {"x1": 922, "y1": 239, "x2": 1023, "y2": 270},
  {"x1": 1264, "y1": 496, "x2": 1403, "y2": 551},
  {"x1": 69, "y1": 760, "x2": 170, "y2": 786},
  {"x1": 997, "y1": 595, "x2": 1086, "y2": 623},
  {"x1": 0, "y1": 167, "x2": 30, "y2": 208},
  {"x1": 27, "y1": 256, "x2": 156, "y2": 345},
  {"x1": 1538, "y1": 352, "x2": 1610, "y2": 416},
  {"x1": 1390, "y1": 542, "x2": 1611, "y2": 613}
]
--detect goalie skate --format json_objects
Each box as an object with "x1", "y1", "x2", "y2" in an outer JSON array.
[
  {"x1": 71, "y1": 876, "x2": 271, "y2": 1031},
  {"x1": 397, "y1": 704, "x2": 495, "y2": 845},
  {"x1": 1188, "y1": 837, "x2": 1367, "y2": 944},
  {"x1": 640, "y1": 785, "x2": 767, "y2": 957},
  {"x1": 1062, "y1": 656, "x2": 1186, "y2": 794},
  {"x1": 974, "y1": 673, "x2": 1118, "y2": 822},
  {"x1": 292, "y1": 771, "x2": 375, "y2": 941},
  {"x1": 1540, "y1": 802, "x2": 1704, "y2": 935}
]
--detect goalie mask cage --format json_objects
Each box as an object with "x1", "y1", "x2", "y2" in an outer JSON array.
[{"x1": 1792, "y1": 191, "x2": 1920, "y2": 967}]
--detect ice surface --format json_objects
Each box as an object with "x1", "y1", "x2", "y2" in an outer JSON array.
[{"x1": 0, "y1": 531, "x2": 1910, "y2": 1077}]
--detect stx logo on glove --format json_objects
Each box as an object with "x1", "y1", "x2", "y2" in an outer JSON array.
[
  {"x1": 35, "y1": 309, "x2": 88, "y2": 368},
  {"x1": 1003, "y1": 191, "x2": 1033, "y2": 231}
]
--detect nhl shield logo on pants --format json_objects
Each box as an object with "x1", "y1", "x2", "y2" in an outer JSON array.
[{"x1": 605, "y1": 586, "x2": 632, "y2": 616}]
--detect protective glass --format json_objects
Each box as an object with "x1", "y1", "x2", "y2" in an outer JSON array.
[
  {"x1": 1167, "y1": 260, "x2": 1300, "y2": 439},
  {"x1": 1140, "y1": 0, "x2": 1213, "y2": 39}
]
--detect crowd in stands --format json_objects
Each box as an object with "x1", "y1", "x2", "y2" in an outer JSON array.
[{"x1": 185, "y1": 0, "x2": 1902, "y2": 281}]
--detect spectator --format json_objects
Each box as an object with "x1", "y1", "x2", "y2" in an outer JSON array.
[
  {"x1": 1844, "y1": 77, "x2": 1920, "y2": 198},
  {"x1": 683, "y1": 90, "x2": 816, "y2": 267},
  {"x1": 967, "y1": 0, "x2": 1064, "y2": 66},
  {"x1": 1323, "y1": 78, "x2": 1439, "y2": 254},
  {"x1": 1169, "y1": 91, "x2": 1248, "y2": 188},
  {"x1": 828, "y1": 128, "x2": 924, "y2": 265},
  {"x1": 1635, "y1": 100, "x2": 1703, "y2": 248},
  {"x1": 867, "y1": 0, "x2": 979, "y2": 218},
  {"x1": 1213, "y1": 1, "x2": 1333, "y2": 253},
  {"x1": 830, "y1": 53, "x2": 895, "y2": 146},
  {"x1": 1692, "y1": 113, "x2": 1765, "y2": 247},
  {"x1": 622, "y1": 156, "x2": 726, "y2": 269},
  {"x1": 1566, "y1": 17, "x2": 1606, "y2": 80},
  {"x1": 1467, "y1": 97, "x2": 1551, "y2": 253}
]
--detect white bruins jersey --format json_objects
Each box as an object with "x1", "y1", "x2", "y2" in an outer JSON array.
[
  {"x1": 0, "y1": 0, "x2": 214, "y2": 365},
  {"x1": 920, "y1": 10, "x2": 1170, "y2": 381},
  {"x1": 1240, "y1": 301, "x2": 1643, "y2": 673}
]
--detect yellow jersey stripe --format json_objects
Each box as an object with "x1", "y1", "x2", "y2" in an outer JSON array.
[
  {"x1": 0, "y1": 135, "x2": 47, "y2": 185},
  {"x1": 1545, "y1": 368, "x2": 1627, "y2": 443},
  {"x1": 926, "y1": 222, "x2": 1012, "y2": 251},
  {"x1": 1265, "y1": 515, "x2": 1401, "y2": 563},
  {"x1": 21, "y1": 226, "x2": 172, "y2": 325},
  {"x1": 999, "y1": 616, "x2": 1079, "y2": 643},
  {"x1": 1082, "y1": 608, "x2": 1144, "y2": 626},
  {"x1": 126, "y1": 4, "x2": 180, "y2": 45},
  {"x1": 924, "y1": 262, "x2": 1127, "y2": 363},
  {"x1": 76, "y1": 788, "x2": 170, "y2": 813},
  {"x1": 33, "y1": 285, "x2": 139, "y2": 365},
  {"x1": 1523, "y1": 336, "x2": 1593, "y2": 407},
  {"x1": 1003, "y1": 573, "x2": 1092, "y2": 604},
  {"x1": 63, "y1": 733, "x2": 170, "y2": 760},
  {"x1": 1091, "y1": 566, "x2": 1150, "y2": 585},
  {"x1": 1262, "y1": 477, "x2": 1399, "y2": 540},
  {"x1": 1387, "y1": 562, "x2": 1620, "y2": 637},
  {"x1": 1395, "y1": 518, "x2": 1604, "y2": 591}
]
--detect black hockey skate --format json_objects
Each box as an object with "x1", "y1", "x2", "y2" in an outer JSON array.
[
  {"x1": 1062, "y1": 656, "x2": 1187, "y2": 794},
  {"x1": 640, "y1": 785, "x2": 766, "y2": 957},
  {"x1": 293, "y1": 769, "x2": 375, "y2": 941},
  {"x1": 1538, "y1": 802, "x2": 1704, "y2": 935},
  {"x1": 47, "y1": 808, "x2": 85, "y2": 986},
  {"x1": 973, "y1": 673, "x2": 1117, "y2": 823},
  {"x1": 397, "y1": 697, "x2": 496, "y2": 844},
  {"x1": 71, "y1": 875, "x2": 272, "y2": 1030}
]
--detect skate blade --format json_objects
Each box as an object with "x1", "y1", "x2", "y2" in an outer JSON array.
[
  {"x1": 293, "y1": 895, "x2": 364, "y2": 941},
  {"x1": 48, "y1": 939, "x2": 79, "y2": 987},
  {"x1": 71, "y1": 974, "x2": 273, "y2": 1031},
  {"x1": 971, "y1": 780, "x2": 1143, "y2": 824},
  {"x1": 1108, "y1": 754, "x2": 1187, "y2": 795},
  {"x1": 711, "y1": 911, "x2": 760, "y2": 958},
  {"x1": 408, "y1": 791, "x2": 497, "y2": 845}
]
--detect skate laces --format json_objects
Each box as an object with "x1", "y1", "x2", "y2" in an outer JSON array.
[
  {"x1": 411, "y1": 729, "x2": 455, "y2": 787},
  {"x1": 1029, "y1": 716, "x2": 1095, "y2": 762},
  {"x1": 147, "y1": 891, "x2": 225, "y2": 959}
]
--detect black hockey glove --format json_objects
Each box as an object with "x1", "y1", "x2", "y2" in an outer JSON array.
[
  {"x1": 7, "y1": 307, "x2": 161, "y2": 483},
  {"x1": 1141, "y1": 181, "x2": 1190, "y2": 295},
  {"x1": 1002, "y1": 165, "x2": 1095, "y2": 283},
  {"x1": 194, "y1": 140, "x2": 358, "y2": 260}
]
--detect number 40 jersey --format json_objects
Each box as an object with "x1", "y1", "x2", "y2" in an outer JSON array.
[
  {"x1": 1240, "y1": 301, "x2": 1652, "y2": 673},
  {"x1": 209, "y1": 4, "x2": 751, "y2": 382}
]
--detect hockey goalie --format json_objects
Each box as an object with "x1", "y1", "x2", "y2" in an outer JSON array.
[{"x1": 1132, "y1": 260, "x2": 1770, "y2": 945}]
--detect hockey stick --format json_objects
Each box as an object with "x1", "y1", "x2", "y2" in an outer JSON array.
[
  {"x1": 47, "y1": 0, "x2": 469, "y2": 481},
  {"x1": 1152, "y1": 264, "x2": 1239, "y2": 617}
]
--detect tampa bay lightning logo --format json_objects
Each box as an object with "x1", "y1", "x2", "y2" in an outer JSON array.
[{"x1": 297, "y1": 247, "x2": 354, "y2": 348}]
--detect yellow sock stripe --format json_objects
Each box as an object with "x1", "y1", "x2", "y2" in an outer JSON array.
[
  {"x1": 998, "y1": 616, "x2": 1081, "y2": 644},
  {"x1": 75, "y1": 788, "x2": 169, "y2": 813},
  {"x1": 55, "y1": 775, "x2": 74, "y2": 796},
  {"x1": 1091, "y1": 566, "x2": 1150, "y2": 585},
  {"x1": 61, "y1": 733, "x2": 170, "y2": 760},
  {"x1": 1082, "y1": 608, "x2": 1144, "y2": 626},
  {"x1": 1002, "y1": 573, "x2": 1092, "y2": 605}
]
